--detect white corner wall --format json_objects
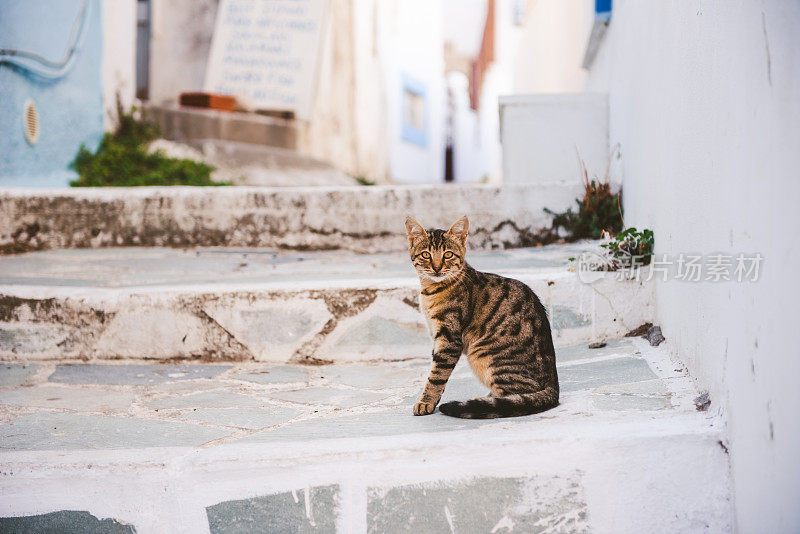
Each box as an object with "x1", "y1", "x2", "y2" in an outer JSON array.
[
  {"x1": 591, "y1": 2, "x2": 800, "y2": 532},
  {"x1": 499, "y1": 93, "x2": 609, "y2": 186},
  {"x1": 101, "y1": 0, "x2": 136, "y2": 129}
]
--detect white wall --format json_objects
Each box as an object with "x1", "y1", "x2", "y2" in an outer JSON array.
[
  {"x1": 443, "y1": 0, "x2": 486, "y2": 57},
  {"x1": 592, "y1": 2, "x2": 800, "y2": 532},
  {"x1": 101, "y1": 0, "x2": 136, "y2": 129},
  {"x1": 351, "y1": 0, "x2": 390, "y2": 182},
  {"x1": 501, "y1": 1, "x2": 800, "y2": 530},
  {"x1": 511, "y1": 0, "x2": 595, "y2": 93},
  {"x1": 500, "y1": 93, "x2": 609, "y2": 186},
  {"x1": 149, "y1": 0, "x2": 218, "y2": 104}
]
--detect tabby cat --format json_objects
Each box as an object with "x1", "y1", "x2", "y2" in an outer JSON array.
[{"x1": 406, "y1": 216, "x2": 559, "y2": 419}]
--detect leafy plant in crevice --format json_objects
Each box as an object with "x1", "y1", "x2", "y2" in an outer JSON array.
[
  {"x1": 70, "y1": 98, "x2": 228, "y2": 187},
  {"x1": 544, "y1": 146, "x2": 623, "y2": 241},
  {"x1": 601, "y1": 227, "x2": 655, "y2": 266}
]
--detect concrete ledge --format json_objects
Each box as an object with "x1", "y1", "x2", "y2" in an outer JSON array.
[{"x1": 0, "y1": 184, "x2": 582, "y2": 254}]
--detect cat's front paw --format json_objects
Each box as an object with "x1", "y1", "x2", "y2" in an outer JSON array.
[{"x1": 413, "y1": 401, "x2": 437, "y2": 416}]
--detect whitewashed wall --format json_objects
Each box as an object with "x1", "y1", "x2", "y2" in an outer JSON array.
[
  {"x1": 503, "y1": 0, "x2": 800, "y2": 530},
  {"x1": 499, "y1": 93, "x2": 609, "y2": 186},
  {"x1": 511, "y1": 0, "x2": 595, "y2": 93},
  {"x1": 148, "y1": 0, "x2": 218, "y2": 104},
  {"x1": 592, "y1": 3, "x2": 800, "y2": 531},
  {"x1": 101, "y1": 0, "x2": 136, "y2": 129}
]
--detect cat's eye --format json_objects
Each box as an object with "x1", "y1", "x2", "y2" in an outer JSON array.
[
  {"x1": 421, "y1": 251, "x2": 431, "y2": 259},
  {"x1": 444, "y1": 251, "x2": 454, "y2": 259}
]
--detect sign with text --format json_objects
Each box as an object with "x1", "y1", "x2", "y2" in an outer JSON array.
[{"x1": 204, "y1": 0, "x2": 327, "y2": 120}]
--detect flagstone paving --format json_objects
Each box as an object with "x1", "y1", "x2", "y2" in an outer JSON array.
[
  {"x1": 0, "y1": 337, "x2": 729, "y2": 534},
  {"x1": 0, "y1": 338, "x2": 686, "y2": 451}
]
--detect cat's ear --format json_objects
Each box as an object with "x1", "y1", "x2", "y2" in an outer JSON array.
[
  {"x1": 447, "y1": 216, "x2": 469, "y2": 244},
  {"x1": 405, "y1": 217, "x2": 427, "y2": 244}
]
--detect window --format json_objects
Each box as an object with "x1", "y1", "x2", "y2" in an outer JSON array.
[{"x1": 401, "y1": 74, "x2": 427, "y2": 147}]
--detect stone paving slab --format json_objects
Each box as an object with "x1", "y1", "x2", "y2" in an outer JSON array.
[
  {"x1": 317, "y1": 365, "x2": 420, "y2": 389},
  {"x1": 559, "y1": 356, "x2": 658, "y2": 392},
  {"x1": 144, "y1": 391, "x2": 267, "y2": 411},
  {"x1": 233, "y1": 366, "x2": 309, "y2": 385},
  {"x1": 0, "y1": 384, "x2": 135, "y2": 412},
  {"x1": 206, "y1": 486, "x2": 338, "y2": 534},
  {"x1": 367, "y1": 475, "x2": 586, "y2": 534},
  {"x1": 0, "y1": 364, "x2": 38, "y2": 388},
  {"x1": 0, "y1": 510, "x2": 135, "y2": 534},
  {"x1": 266, "y1": 387, "x2": 390, "y2": 409},
  {"x1": 0, "y1": 338, "x2": 682, "y2": 452},
  {"x1": 49, "y1": 364, "x2": 232, "y2": 385},
  {"x1": 184, "y1": 406, "x2": 302, "y2": 430},
  {"x1": 0, "y1": 245, "x2": 581, "y2": 290}
]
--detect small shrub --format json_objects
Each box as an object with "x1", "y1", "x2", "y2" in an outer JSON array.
[
  {"x1": 601, "y1": 227, "x2": 654, "y2": 266},
  {"x1": 70, "y1": 100, "x2": 228, "y2": 187},
  {"x1": 544, "y1": 148, "x2": 623, "y2": 240}
]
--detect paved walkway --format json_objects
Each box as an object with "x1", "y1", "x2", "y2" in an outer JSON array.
[
  {"x1": 0, "y1": 339, "x2": 730, "y2": 533},
  {"x1": 0, "y1": 338, "x2": 698, "y2": 452}
]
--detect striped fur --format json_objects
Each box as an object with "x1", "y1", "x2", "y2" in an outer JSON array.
[{"x1": 406, "y1": 216, "x2": 559, "y2": 419}]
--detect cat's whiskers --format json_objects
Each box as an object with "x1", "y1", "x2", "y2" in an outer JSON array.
[{"x1": 420, "y1": 266, "x2": 466, "y2": 285}]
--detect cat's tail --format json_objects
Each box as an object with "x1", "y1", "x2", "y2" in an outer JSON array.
[{"x1": 438, "y1": 387, "x2": 559, "y2": 419}]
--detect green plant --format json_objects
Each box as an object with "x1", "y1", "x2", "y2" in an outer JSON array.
[
  {"x1": 601, "y1": 227, "x2": 654, "y2": 266},
  {"x1": 354, "y1": 175, "x2": 376, "y2": 186},
  {"x1": 70, "y1": 100, "x2": 228, "y2": 187},
  {"x1": 544, "y1": 148, "x2": 623, "y2": 241}
]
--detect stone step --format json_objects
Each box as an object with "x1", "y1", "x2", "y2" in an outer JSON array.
[
  {"x1": 0, "y1": 338, "x2": 731, "y2": 533},
  {"x1": 0, "y1": 183, "x2": 582, "y2": 255},
  {"x1": 150, "y1": 139, "x2": 360, "y2": 187},
  {"x1": 0, "y1": 244, "x2": 653, "y2": 362},
  {"x1": 143, "y1": 103, "x2": 299, "y2": 150}
]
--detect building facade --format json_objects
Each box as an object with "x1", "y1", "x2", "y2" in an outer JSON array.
[{"x1": 0, "y1": 0, "x2": 105, "y2": 187}]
